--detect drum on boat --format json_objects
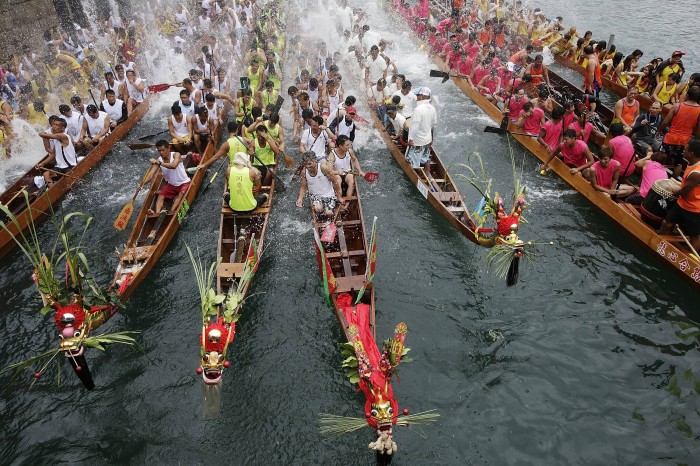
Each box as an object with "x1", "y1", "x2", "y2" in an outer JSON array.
[{"x1": 639, "y1": 178, "x2": 681, "y2": 227}]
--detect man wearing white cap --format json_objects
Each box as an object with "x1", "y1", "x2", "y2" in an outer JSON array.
[
  {"x1": 224, "y1": 152, "x2": 268, "y2": 212},
  {"x1": 406, "y1": 87, "x2": 437, "y2": 174}
]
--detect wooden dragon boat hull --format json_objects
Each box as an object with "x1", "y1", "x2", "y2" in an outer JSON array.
[
  {"x1": 417, "y1": 36, "x2": 700, "y2": 289},
  {"x1": 311, "y1": 185, "x2": 376, "y2": 339},
  {"x1": 553, "y1": 54, "x2": 663, "y2": 115},
  {"x1": 0, "y1": 97, "x2": 152, "y2": 258},
  {"x1": 110, "y1": 121, "x2": 225, "y2": 300}
]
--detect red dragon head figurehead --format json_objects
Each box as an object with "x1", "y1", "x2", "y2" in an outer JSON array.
[{"x1": 199, "y1": 317, "x2": 235, "y2": 385}]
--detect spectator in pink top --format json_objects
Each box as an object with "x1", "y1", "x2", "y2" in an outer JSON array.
[
  {"x1": 537, "y1": 107, "x2": 565, "y2": 154},
  {"x1": 608, "y1": 122, "x2": 636, "y2": 178},
  {"x1": 516, "y1": 102, "x2": 545, "y2": 135},
  {"x1": 542, "y1": 129, "x2": 595, "y2": 174}
]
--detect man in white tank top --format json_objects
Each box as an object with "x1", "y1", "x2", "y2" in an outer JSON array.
[
  {"x1": 168, "y1": 104, "x2": 193, "y2": 154},
  {"x1": 123, "y1": 69, "x2": 146, "y2": 114},
  {"x1": 140, "y1": 140, "x2": 192, "y2": 214},
  {"x1": 193, "y1": 107, "x2": 214, "y2": 153},
  {"x1": 101, "y1": 89, "x2": 127, "y2": 129},
  {"x1": 80, "y1": 105, "x2": 111, "y2": 150},
  {"x1": 331, "y1": 135, "x2": 364, "y2": 197},
  {"x1": 296, "y1": 151, "x2": 345, "y2": 218},
  {"x1": 37, "y1": 117, "x2": 79, "y2": 186}
]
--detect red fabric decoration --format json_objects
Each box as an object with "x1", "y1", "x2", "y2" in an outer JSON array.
[
  {"x1": 338, "y1": 293, "x2": 399, "y2": 428},
  {"x1": 202, "y1": 317, "x2": 236, "y2": 353},
  {"x1": 497, "y1": 216, "x2": 520, "y2": 237},
  {"x1": 54, "y1": 303, "x2": 86, "y2": 330}
]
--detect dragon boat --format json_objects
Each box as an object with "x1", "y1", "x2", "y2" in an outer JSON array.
[
  {"x1": 553, "y1": 53, "x2": 660, "y2": 114},
  {"x1": 388, "y1": 7, "x2": 700, "y2": 289},
  {"x1": 195, "y1": 176, "x2": 275, "y2": 386},
  {"x1": 110, "y1": 121, "x2": 224, "y2": 301},
  {"x1": 0, "y1": 97, "x2": 152, "y2": 258},
  {"x1": 310, "y1": 186, "x2": 438, "y2": 462}
]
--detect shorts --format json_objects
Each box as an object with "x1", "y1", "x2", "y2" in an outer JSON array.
[
  {"x1": 665, "y1": 203, "x2": 700, "y2": 236},
  {"x1": 662, "y1": 143, "x2": 686, "y2": 166},
  {"x1": 159, "y1": 181, "x2": 190, "y2": 199},
  {"x1": 171, "y1": 135, "x2": 191, "y2": 144},
  {"x1": 635, "y1": 138, "x2": 661, "y2": 153},
  {"x1": 310, "y1": 195, "x2": 337, "y2": 212},
  {"x1": 405, "y1": 144, "x2": 431, "y2": 169},
  {"x1": 223, "y1": 192, "x2": 267, "y2": 211}
]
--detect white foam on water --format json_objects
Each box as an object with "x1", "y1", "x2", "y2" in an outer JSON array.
[{"x1": 0, "y1": 119, "x2": 46, "y2": 192}]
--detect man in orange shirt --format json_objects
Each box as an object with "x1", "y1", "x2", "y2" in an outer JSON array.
[{"x1": 660, "y1": 140, "x2": 700, "y2": 252}]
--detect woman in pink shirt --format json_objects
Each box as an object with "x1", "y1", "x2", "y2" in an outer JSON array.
[
  {"x1": 516, "y1": 102, "x2": 545, "y2": 135},
  {"x1": 627, "y1": 150, "x2": 668, "y2": 205}
]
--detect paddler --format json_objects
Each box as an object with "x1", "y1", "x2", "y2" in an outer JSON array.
[
  {"x1": 526, "y1": 54, "x2": 550, "y2": 87},
  {"x1": 140, "y1": 140, "x2": 191, "y2": 215},
  {"x1": 168, "y1": 104, "x2": 193, "y2": 154},
  {"x1": 651, "y1": 73, "x2": 680, "y2": 109},
  {"x1": 296, "y1": 150, "x2": 345, "y2": 218},
  {"x1": 515, "y1": 102, "x2": 545, "y2": 136},
  {"x1": 659, "y1": 86, "x2": 700, "y2": 177},
  {"x1": 613, "y1": 86, "x2": 641, "y2": 132},
  {"x1": 655, "y1": 51, "x2": 685, "y2": 84},
  {"x1": 608, "y1": 123, "x2": 636, "y2": 178},
  {"x1": 36, "y1": 117, "x2": 78, "y2": 186},
  {"x1": 100, "y1": 89, "x2": 127, "y2": 129},
  {"x1": 224, "y1": 152, "x2": 268, "y2": 212},
  {"x1": 330, "y1": 135, "x2": 364, "y2": 197},
  {"x1": 199, "y1": 121, "x2": 251, "y2": 169},
  {"x1": 79, "y1": 104, "x2": 110, "y2": 151},
  {"x1": 586, "y1": 147, "x2": 636, "y2": 198},
  {"x1": 583, "y1": 45, "x2": 602, "y2": 97},
  {"x1": 248, "y1": 124, "x2": 279, "y2": 186},
  {"x1": 659, "y1": 140, "x2": 700, "y2": 252},
  {"x1": 540, "y1": 129, "x2": 595, "y2": 175}
]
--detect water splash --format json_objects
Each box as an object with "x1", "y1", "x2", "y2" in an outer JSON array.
[{"x1": 0, "y1": 118, "x2": 45, "y2": 192}]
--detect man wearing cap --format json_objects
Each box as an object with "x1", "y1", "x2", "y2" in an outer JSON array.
[
  {"x1": 406, "y1": 87, "x2": 437, "y2": 173},
  {"x1": 336, "y1": 106, "x2": 357, "y2": 141},
  {"x1": 79, "y1": 105, "x2": 111, "y2": 150},
  {"x1": 224, "y1": 152, "x2": 268, "y2": 212},
  {"x1": 656, "y1": 52, "x2": 685, "y2": 84}
]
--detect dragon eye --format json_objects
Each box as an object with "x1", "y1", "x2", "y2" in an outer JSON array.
[
  {"x1": 73, "y1": 330, "x2": 81, "y2": 337},
  {"x1": 388, "y1": 407, "x2": 394, "y2": 414},
  {"x1": 371, "y1": 409, "x2": 378, "y2": 417},
  {"x1": 203, "y1": 354, "x2": 209, "y2": 361}
]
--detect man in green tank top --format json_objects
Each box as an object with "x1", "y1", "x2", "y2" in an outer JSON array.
[
  {"x1": 197, "y1": 121, "x2": 251, "y2": 170},
  {"x1": 224, "y1": 152, "x2": 268, "y2": 212},
  {"x1": 250, "y1": 125, "x2": 279, "y2": 185}
]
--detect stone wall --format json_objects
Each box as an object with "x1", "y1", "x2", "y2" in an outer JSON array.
[{"x1": 0, "y1": 0, "x2": 61, "y2": 58}]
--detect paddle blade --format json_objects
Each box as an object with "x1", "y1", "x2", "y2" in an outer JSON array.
[
  {"x1": 283, "y1": 152, "x2": 295, "y2": 167},
  {"x1": 442, "y1": 75, "x2": 450, "y2": 83},
  {"x1": 354, "y1": 115, "x2": 369, "y2": 124},
  {"x1": 273, "y1": 95, "x2": 285, "y2": 112},
  {"x1": 320, "y1": 223, "x2": 337, "y2": 243},
  {"x1": 364, "y1": 172, "x2": 379, "y2": 182},
  {"x1": 484, "y1": 126, "x2": 507, "y2": 134},
  {"x1": 129, "y1": 143, "x2": 155, "y2": 150},
  {"x1": 430, "y1": 69, "x2": 449, "y2": 79},
  {"x1": 148, "y1": 83, "x2": 176, "y2": 93},
  {"x1": 114, "y1": 201, "x2": 134, "y2": 230}
]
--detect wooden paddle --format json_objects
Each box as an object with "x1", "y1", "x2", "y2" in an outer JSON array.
[
  {"x1": 349, "y1": 171, "x2": 379, "y2": 182},
  {"x1": 321, "y1": 205, "x2": 342, "y2": 242},
  {"x1": 137, "y1": 129, "x2": 169, "y2": 141},
  {"x1": 114, "y1": 167, "x2": 152, "y2": 230},
  {"x1": 676, "y1": 226, "x2": 700, "y2": 261},
  {"x1": 280, "y1": 150, "x2": 295, "y2": 167},
  {"x1": 430, "y1": 69, "x2": 469, "y2": 83},
  {"x1": 1, "y1": 185, "x2": 28, "y2": 207},
  {"x1": 39, "y1": 166, "x2": 82, "y2": 181},
  {"x1": 484, "y1": 126, "x2": 539, "y2": 137},
  {"x1": 129, "y1": 142, "x2": 174, "y2": 150}
]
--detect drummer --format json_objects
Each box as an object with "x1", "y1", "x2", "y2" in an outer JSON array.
[{"x1": 659, "y1": 140, "x2": 700, "y2": 252}]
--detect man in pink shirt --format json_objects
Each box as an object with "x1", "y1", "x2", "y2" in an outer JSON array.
[
  {"x1": 452, "y1": 50, "x2": 473, "y2": 76},
  {"x1": 463, "y1": 33, "x2": 481, "y2": 59},
  {"x1": 569, "y1": 111, "x2": 604, "y2": 143},
  {"x1": 516, "y1": 102, "x2": 545, "y2": 135},
  {"x1": 541, "y1": 129, "x2": 595, "y2": 174},
  {"x1": 537, "y1": 107, "x2": 565, "y2": 154},
  {"x1": 505, "y1": 87, "x2": 527, "y2": 123},
  {"x1": 608, "y1": 122, "x2": 636, "y2": 178},
  {"x1": 587, "y1": 147, "x2": 637, "y2": 198},
  {"x1": 627, "y1": 149, "x2": 668, "y2": 205}
]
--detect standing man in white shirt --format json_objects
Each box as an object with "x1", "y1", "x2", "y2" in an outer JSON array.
[{"x1": 406, "y1": 87, "x2": 437, "y2": 174}]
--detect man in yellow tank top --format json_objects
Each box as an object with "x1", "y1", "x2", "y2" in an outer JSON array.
[
  {"x1": 198, "y1": 121, "x2": 251, "y2": 170},
  {"x1": 224, "y1": 152, "x2": 268, "y2": 212},
  {"x1": 660, "y1": 140, "x2": 700, "y2": 252},
  {"x1": 249, "y1": 125, "x2": 279, "y2": 185}
]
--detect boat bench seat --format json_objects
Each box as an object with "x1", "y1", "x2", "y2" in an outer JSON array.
[
  {"x1": 446, "y1": 205, "x2": 465, "y2": 212},
  {"x1": 435, "y1": 192, "x2": 462, "y2": 202},
  {"x1": 334, "y1": 275, "x2": 367, "y2": 294},
  {"x1": 217, "y1": 262, "x2": 245, "y2": 279},
  {"x1": 326, "y1": 249, "x2": 365, "y2": 259},
  {"x1": 221, "y1": 206, "x2": 271, "y2": 215},
  {"x1": 120, "y1": 245, "x2": 156, "y2": 262},
  {"x1": 339, "y1": 220, "x2": 361, "y2": 227}
]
